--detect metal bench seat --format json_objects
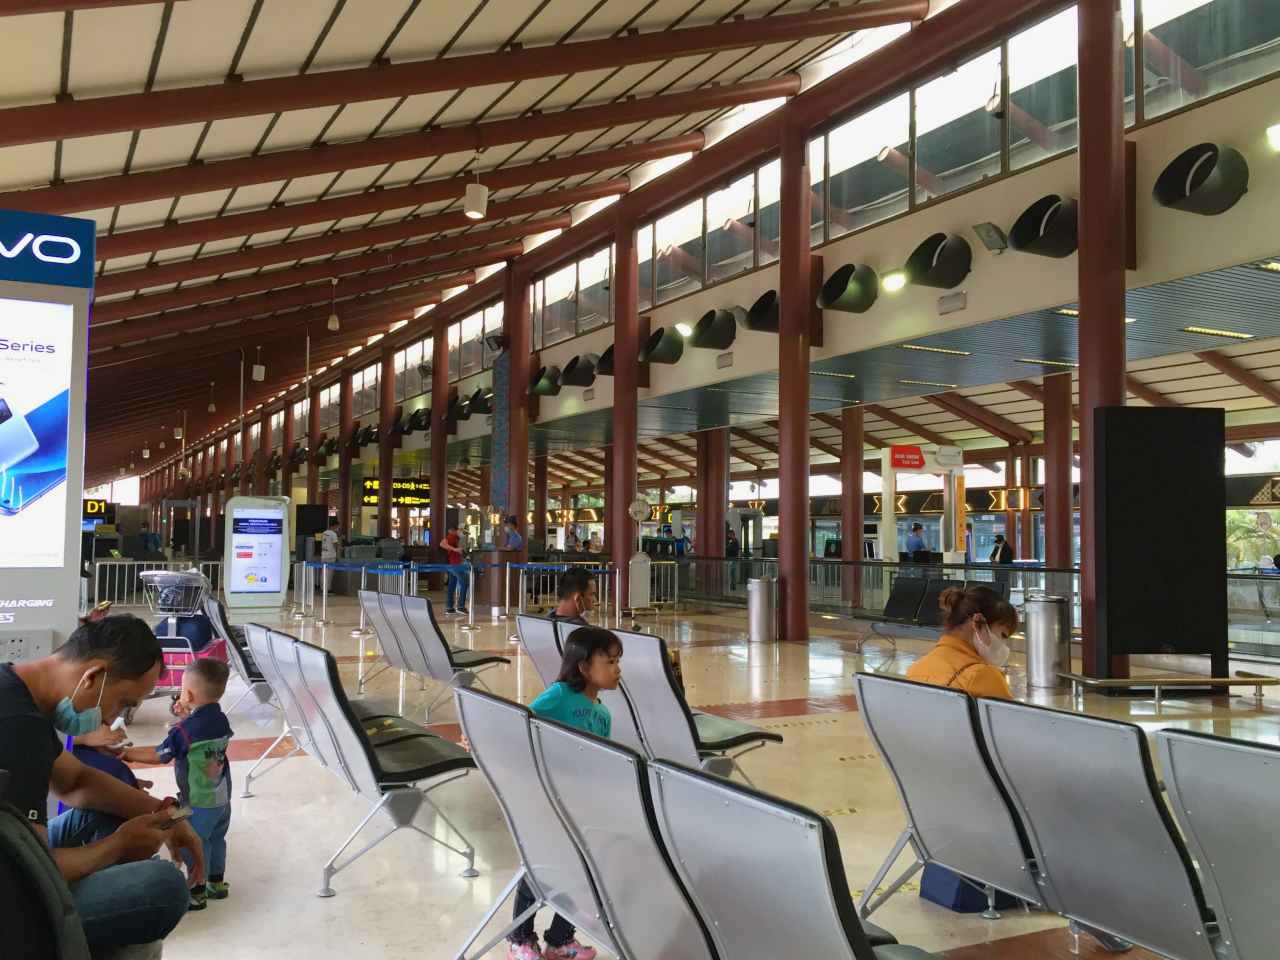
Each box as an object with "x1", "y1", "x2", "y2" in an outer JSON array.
[
  {"x1": 691, "y1": 710, "x2": 783, "y2": 753},
  {"x1": 449, "y1": 646, "x2": 509, "y2": 669},
  {"x1": 276, "y1": 629, "x2": 478, "y2": 895},
  {"x1": 646, "y1": 759, "x2": 933, "y2": 960},
  {"x1": 206, "y1": 598, "x2": 271, "y2": 712}
]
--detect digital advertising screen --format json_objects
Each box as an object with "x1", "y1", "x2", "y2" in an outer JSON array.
[
  {"x1": 229, "y1": 506, "x2": 285, "y2": 593},
  {"x1": 0, "y1": 296, "x2": 74, "y2": 569}
]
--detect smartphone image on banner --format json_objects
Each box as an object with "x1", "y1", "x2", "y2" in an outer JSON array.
[
  {"x1": 0, "y1": 389, "x2": 68, "y2": 516},
  {"x1": 0, "y1": 397, "x2": 38, "y2": 473}
]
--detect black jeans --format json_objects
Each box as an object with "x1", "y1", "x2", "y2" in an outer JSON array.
[{"x1": 512, "y1": 878, "x2": 575, "y2": 947}]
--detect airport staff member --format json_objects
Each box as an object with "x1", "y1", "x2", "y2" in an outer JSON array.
[
  {"x1": 320, "y1": 518, "x2": 341, "y2": 593},
  {"x1": 906, "y1": 522, "x2": 927, "y2": 554},
  {"x1": 989, "y1": 534, "x2": 1014, "y2": 565},
  {"x1": 0, "y1": 616, "x2": 200, "y2": 951},
  {"x1": 501, "y1": 515, "x2": 524, "y2": 553}
]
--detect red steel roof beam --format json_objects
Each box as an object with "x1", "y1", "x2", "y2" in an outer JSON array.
[
  {"x1": 4, "y1": 77, "x2": 798, "y2": 215},
  {"x1": 0, "y1": 2, "x2": 926, "y2": 148},
  {"x1": 862, "y1": 404, "x2": 954, "y2": 446},
  {"x1": 924, "y1": 392, "x2": 1034, "y2": 445}
]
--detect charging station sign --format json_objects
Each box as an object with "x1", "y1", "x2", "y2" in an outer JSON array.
[{"x1": 890, "y1": 445, "x2": 926, "y2": 470}]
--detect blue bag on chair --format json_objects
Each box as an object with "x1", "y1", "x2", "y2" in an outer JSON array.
[{"x1": 919, "y1": 863, "x2": 1020, "y2": 913}]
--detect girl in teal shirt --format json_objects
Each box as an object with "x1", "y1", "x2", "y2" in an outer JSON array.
[{"x1": 509, "y1": 627, "x2": 623, "y2": 960}]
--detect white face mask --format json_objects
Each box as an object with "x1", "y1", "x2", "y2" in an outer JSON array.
[{"x1": 973, "y1": 622, "x2": 1010, "y2": 668}]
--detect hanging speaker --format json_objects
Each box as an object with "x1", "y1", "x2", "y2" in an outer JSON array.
[
  {"x1": 447, "y1": 394, "x2": 472, "y2": 421},
  {"x1": 561, "y1": 353, "x2": 600, "y2": 387},
  {"x1": 744, "y1": 290, "x2": 779, "y2": 332},
  {"x1": 1153, "y1": 142, "x2": 1249, "y2": 216},
  {"x1": 407, "y1": 408, "x2": 430, "y2": 432},
  {"x1": 1009, "y1": 194, "x2": 1078, "y2": 258},
  {"x1": 818, "y1": 263, "x2": 880, "y2": 313},
  {"x1": 904, "y1": 233, "x2": 972, "y2": 289},
  {"x1": 532, "y1": 365, "x2": 562, "y2": 396},
  {"x1": 640, "y1": 326, "x2": 685, "y2": 365},
  {"x1": 597, "y1": 346, "x2": 616, "y2": 376},
  {"x1": 690, "y1": 307, "x2": 740, "y2": 350},
  {"x1": 469, "y1": 387, "x2": 494, "y2": 415}
]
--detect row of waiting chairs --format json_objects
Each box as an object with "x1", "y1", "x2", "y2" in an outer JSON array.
[
  {"x1": 238, "y1": 624, "x2": 478, "y2": 896},
  {"x1": 453, "y1": 686, "x2": 937, "y2": 960},
  {"x1": 858, "y1": 578, "x2": 1010, "y2": 654},
  {"x1": 856, "y1": 673, "x2": 1277, "y2": 960},
  {"x1": 515, "y1": 614, "x2": 782, "y2": 784}
]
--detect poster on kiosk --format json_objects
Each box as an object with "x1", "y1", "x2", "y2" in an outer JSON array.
[
  {"x1": 222, "y1": 495, "x2": 292, "y2": 615},
  {"x1": 0, "y1": 210, "x2": 95, "y2": 663}
]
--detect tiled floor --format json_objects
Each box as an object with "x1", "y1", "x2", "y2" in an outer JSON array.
[{"x1": 115, "y1": 596, "x2": 1272, "y2": 959}]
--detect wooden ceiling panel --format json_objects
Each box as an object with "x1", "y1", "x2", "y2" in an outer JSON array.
[
  {"x1": 449, "y1": 0, "x2": 547, "y2": 56},
  {"x1": 68, "y1": 5, "x2": 162, "y2": 99},
  {"x1": 168, "y1": 188, "x2": 235, "y2": 223},
  {"x1": 224, "y1": 181, "x2": 292, "y2": 216},
  {"x1": 111, "y1": 197, "x2": 177, "y2": 232},
  {"x1": 384, "y1": 2, "x2": 483, "y2": 63},
  {"x1": 60, "y1": 131, "x2": 133, "y2": 182},
  {"x1": 0, "y1": 11, "x2": 62, "y2": 108},
  {"x1": 0, "y1": 142, "x2": 54, "y2": 192},
  {"x1": 324, "y1": 163, "x2": 389, "y2": 197},
  {"x1": 525, "y1": 68, "x2": 618, "y2": 112},
  {"x1": 197, "y1": 114, "x2": 277, "y2": 162},
  {"x1": 152, "y1": 244, "x2": 202, "y2": 266},
  {"x1": 322, "y1": 99, "x2": 407, "y2": 144},
  {"x1": 237, "y1": 0, "x2": 341, "y2": 82},
  {"x1": 153, "y1": 0, "x2": 256, "y2": 91},
  {"x1": 271, "y1": 172, "x2": 340, "y2": 205},
  {"x1": 130, "y1": 123, "x2": 207, "y2": 172},
  {"x1": 257, "y1": 106, "x2": 339, "y2": 154},
  {"x1": 309, "y1": 1, "x2": 414, "y2": 72}
]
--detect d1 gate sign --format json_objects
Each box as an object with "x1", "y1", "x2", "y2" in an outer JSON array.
[{"x1": 890, "y1": 445, "x2": 926, "y2": 470}]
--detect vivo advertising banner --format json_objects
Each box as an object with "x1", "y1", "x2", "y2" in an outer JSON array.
[{"x1": 0, "y1": 209, "x2": 95, "y2": 654}]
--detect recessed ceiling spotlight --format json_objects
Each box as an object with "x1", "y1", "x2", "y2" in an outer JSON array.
[
  {"x1": 881, "y1": 270, "x2": 908, "y2": 293},
  {"x1": 811, "y1": 370, "x2": 857, "y2": 381},
  {"x1": 900, "y1": 344, "x2": 971, "y2": 356},
  {"x1": 674, "y1": 321, "x2": 694, "y2": 337},
  {"x1": 899, "y1": 378, "x2": 957, "y2": 388},
  {"x1": 1181, "y1": 325, "x2": 1254, "y2": 340},
  {"x1": 1054, "y1": 307, "x2": 1079, "y2": 317},
  {"x1": 1018, "y1": 357, "x2": 1079, "y2": 368},
  {"x1": 1268, "y1": 123, "x2": 1280, "y2": 152}
]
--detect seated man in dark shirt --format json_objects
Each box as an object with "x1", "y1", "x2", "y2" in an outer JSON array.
[
  {"x1": 548, "y1": 568, "x2": 597, "y2": 625},
  {"x1": 0, "y1": 615, "x2": 200, "y2": 951}
]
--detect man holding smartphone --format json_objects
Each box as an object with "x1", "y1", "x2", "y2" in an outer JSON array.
[{"x1": 0, "y1": 615, "x2": 200, "y2": 950}]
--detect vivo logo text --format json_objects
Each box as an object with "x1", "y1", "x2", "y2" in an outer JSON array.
[{"x1": 0, "y1": 233, "x2": 82, "y2": 265}]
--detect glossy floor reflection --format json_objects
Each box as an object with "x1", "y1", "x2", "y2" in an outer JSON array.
[{"x1": 118, "y1": 595, "x2": 1269, "y2": 959}]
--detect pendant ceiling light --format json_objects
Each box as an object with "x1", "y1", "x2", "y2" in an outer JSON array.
[
  {"x1": 207, "y1": 381, "x2": 216, "y2": 414},
  {"x1": 464, "y1": 156, "x2": 489, "y2": 220},
  {"x1": 327, "y1": 277, "x2": 340, "y2": 332},
  {"x1": 251, "y1": 345, "x2": 266, "y2": 382}
]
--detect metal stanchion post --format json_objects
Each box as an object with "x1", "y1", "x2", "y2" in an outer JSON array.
[
  {"x1": 459, "y1": 564, "x2": 478, "y2": 634},
  {"x1": 352, "y1": 565, "x2": 370, "y2": 637},
  {"x1": 317, "y1": 563, "x2": 331, "y2": 625},
  {"x1": 504, "y1": 561, "x2": 512, "y2": 619},
  {"x1": 615, "y1": 567, "x2": 622, "y2": 628},
  {"x1": 518, "y1": 567, "x2": 527, "y2": 614}
]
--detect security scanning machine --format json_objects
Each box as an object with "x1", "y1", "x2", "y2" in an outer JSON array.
[
  {"x1": 222, "y1": 496, "x2": 292, "y2": 621},
  {"x1": 879, "y1": 445, "x2": 967, "y2": 565},
  {"x1": 0, "y1": 209, "x2": 95, "y2": 664}
]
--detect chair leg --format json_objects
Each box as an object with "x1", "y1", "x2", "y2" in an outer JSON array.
[
  {"x1": 858, "y1": 827, "x2": 922, "y2": 918},
  {"x1": 455, "y1": 868, "x2": 537, "y2": 960},
  {"x1": 1068, "y1": 920, "x2": 1132, "y2": 954},
  {"x1": 240, "y1": 729, "x2": 296, "y2": 798},
  {"x1": 318, "y1": 793, "x2": 394, "y2": 898},
  {"x1": 423, "y1": 684, "x2": 453, "y2": 725},
  {"x1": 224, "y1": 684, "x2": 254, "y2": 717},
  {"x1": 421, "y1": 779, "x2": 478, "y2": 877}
]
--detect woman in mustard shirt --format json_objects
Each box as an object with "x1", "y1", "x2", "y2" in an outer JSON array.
[{"x1": 906, "y1": 584, "x2": 1016, "y2": 699}]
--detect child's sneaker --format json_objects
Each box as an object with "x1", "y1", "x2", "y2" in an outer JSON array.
[
  {"x1": 543, "y1": 942, "x2": 596, "y2": 960},
  {"x1": 188, "y1": 887, "x2": 208, "y2": 911},
  {"x1": 507, "y1": 942, "x2": 541, "y2": 960},
  {"x1": 207, "y1": 880, "x2": 230, "y2": 900}
]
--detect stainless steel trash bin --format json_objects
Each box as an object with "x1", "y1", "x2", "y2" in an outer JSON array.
[
  {"x1": 1025, "y1": 594, "x2": 1070, "y2": 689},
  {"x1": 748, "y1": 577, "x2": 777, "y2": 644}
]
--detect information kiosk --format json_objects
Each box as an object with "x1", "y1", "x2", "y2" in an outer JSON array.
[
  {"x1": 222, "y1": 495, "x2": 292, "y2": 617},
  {"x1": 0, "y1": 209, "x2": 95, "y2": 663}
]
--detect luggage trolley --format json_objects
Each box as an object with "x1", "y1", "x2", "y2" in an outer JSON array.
[{"x1": 138, "y1": 568, "x2": 227, "y2": 714}]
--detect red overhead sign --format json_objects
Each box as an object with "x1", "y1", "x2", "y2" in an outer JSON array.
[{"x1": 890, "y1": 445, "x2": 926, "y2": 470}]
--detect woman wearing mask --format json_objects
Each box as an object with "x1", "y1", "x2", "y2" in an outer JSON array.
[{"x1": 905, "y1": 585, "x2": 1015, "y2": 699}]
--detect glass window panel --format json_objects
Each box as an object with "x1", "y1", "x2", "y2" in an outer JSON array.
[
  {"x1": 483, "y1": 302, "x2": 505, "y2": 369},
  {"x1": 459, "y1": 311, "x2": 484, "y2": 378},
  {"x1": 577, "y1": 247, "x2": 611, "y2": 333},
  {"x1": 827, "y1": 93, "x2": 911, "y2": 238},
  {"x1": 542, "y1": 263, "x2": 577, "y2": 347},
  {"x1": 531, "y1": 281, "x2": 544, "y2": 350},
  {"x1": 448, "y1": 323, "x2": 461, "y2": 381},
  {"x1": 809, "y1": 136, "x2": 825, "y2": 246},
  {"x1": 914, "y1": 47, "x2": 1003, "y2": 203},
  {"x1": 1008, "y1": 8, "x2": 1080, "y2": 169},
  {"x1": 654, "y1": 197, "x2": 704, "y2": 304},
  {"x1": 1141, "y1": 0, "x2": 1280, "y2": 118},
  {"x1": 1121, "y1": 0, "x2": 1137, "y2": 126},
  {"x1": 705, "y1": 172, "x2": 756, "y2": 284},
  {"x1": 636, "y1": 225, "x2": 654, "y2": 313},
  {"x1": 758, "y1": 159, "x2": 781, "y2": 265}
]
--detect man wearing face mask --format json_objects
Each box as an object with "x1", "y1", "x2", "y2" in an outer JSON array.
[
  {"x1": 906, "y1": 585, "x2": 1016, "y2": 699},
  {"x1": 0, "y1": 615, "x2": 200, "y2": 950},
  {"x1": 548, "y1": 568, "x2": 596, "y2": 625}
]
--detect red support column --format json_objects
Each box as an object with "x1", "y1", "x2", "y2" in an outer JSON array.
[
  {"x1": 281, "y1": 400, "x2": 295, "y2": 501},
  {"x1": 534, "y1": 455, "x2": 549, "y2": 545},
  {"x1": 430, "y1": 325, "x2": 449, "y2": 553},
  {"x1": 841, "y1": 406, "x2": 865, "y2": 608},
  {"x1": 338, "y1": 371, "x2": 354, "y2": 540},
  {"x1": 238, "y1": 422, "x2": 251, "y2": 496},
  {"x1": 1004, "y1": 446, "x2": 1018, "y2": 550},
  {"x1": 505, "y1": 266, "x2": 532, "y2": 558},
  {"x1": 702, "y1": 428, "x2": 727, "y2": 558},
  {"x1": 1044, "y1": 373, "x2": 1074, "y2": 569},
  {"x1": 255, "y1": 412, "x2": 270, "y2": 496},
  {"x1": 610, "y1": 212, "x2": 640, "y2": 602},
  {"x1": 210, "y1": 442, "x2": 222, "y2": 553},
  {"x1": 1078, "y1": 0, "x2": 1128, "y2": 678},
  {"x1": 306, "y1": 385, "x2": 321, "y2": 505},
  {"x1": 377, "y1": 346, "x2": 397, "y2": 538},
  {"x1": 777, "y1": 120, "x2": 812, "y2": 643}
]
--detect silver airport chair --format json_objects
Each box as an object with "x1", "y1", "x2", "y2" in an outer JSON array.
[
  {"x1": 205, "y1": 597, "x2": 273, "y2": 716},
  {"x1": 977, "y1": 699, "x2": 1221, "y2": 960},
  {"x1": 283, "y1": 632, "x2": 479, "y2": 896},
  {"x1": 397, "y1": 593, "x2": 509, "y2": 721},
  {"x1": 1158, "y1": 729, "x2": 1279, "y2": 960},
  {"x1": 604, "y1": 626, "x2": 781, "y2": 783},
  {"x1": 645, "y1": 760, "x2": 929, "y2": 960},
  {"x1": 530, "y1": 716, "x2": 720, "y2": 960},
  {"x1": 357, "y1": 588, "x2": 415, "y2": 679},
  {"x1": 852, "y1": 674, "x2": 1044, "y2": 919},
  {"x1": 515, "y1": 613, "x2": 564, "y2": 685},
  {"x1": 240, "y1": 623, "x2": 317, "y2": 797},
  {"x1": 453, "y1": 687, "x2": 619, "y2": 960}
]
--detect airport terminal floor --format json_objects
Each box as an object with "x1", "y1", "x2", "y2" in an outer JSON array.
[{"x1": 117, "y1": 593, "x2": 1276, "y2": 960}]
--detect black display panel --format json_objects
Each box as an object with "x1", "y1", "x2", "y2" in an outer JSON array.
[
  {"x1": 295, "y1": 504, "x2": 329, "y2": 537},
  {"x1": 1093, "y1": 406, "x2": 1227, "y2": 675}
]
